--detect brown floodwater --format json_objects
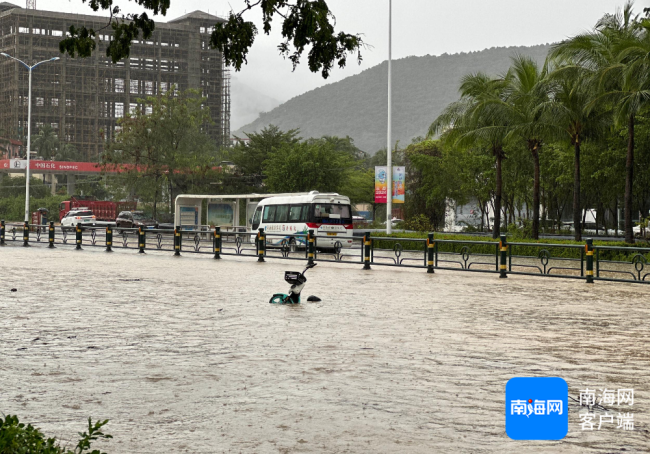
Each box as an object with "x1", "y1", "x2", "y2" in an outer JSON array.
[{"x1": 1, "y1": 244, "x2": 649, "y2": 453}]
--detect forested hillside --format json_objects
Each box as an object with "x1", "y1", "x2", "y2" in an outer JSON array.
[{"x1": 235, "y1": 45, "x2": 551, "y2": 153}]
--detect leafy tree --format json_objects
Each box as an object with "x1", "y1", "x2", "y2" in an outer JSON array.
[
  {"x1": 59, "y1": 0, "x2": 363, "y2": 79},
  {"x1": 339, "y1": 168, "x2": 375, "y2": 205},
  {"x1": 402, "y1": 139, "x2": 449, "y2": 230},
  {"x1": 365, "y1": 146, "x2": 405, "y2": 169},
  {"x1": 263, "y1": 137, "x2": 355, "y2": 192},
  {"x1": 102, "y1": 87, "x2": 216, "y2": 218},
  {"x1": 229, "y1": 125, "x2": 301, "y2": 191}
]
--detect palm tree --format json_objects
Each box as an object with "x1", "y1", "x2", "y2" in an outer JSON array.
[
  {"x1": 429, "y1": 73, "x2": 510, "y2": 238},
  {"x1": 544, "y1": 64, "x2": 606, "y2": 241},
  {"x1": 31, "y1": 125, "x2": 59, "y2": 160},
  {"x1": 551, "y1": 1, "x2": 647, "y2": 242},
  {"x1": 500, "y1": 55, "x2": 553, "y2": 239}
]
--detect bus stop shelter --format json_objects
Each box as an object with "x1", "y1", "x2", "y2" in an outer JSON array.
[{"x1": 174, "y1": 193, "x2": 310, "y2": 231}]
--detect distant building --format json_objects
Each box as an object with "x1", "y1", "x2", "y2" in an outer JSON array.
[
  {"x1": 0, "y1": 2, "x2": 230, "y2": 160},
  {"x1": 0, "y1": 136, "x2": 22, "y2": 158}
]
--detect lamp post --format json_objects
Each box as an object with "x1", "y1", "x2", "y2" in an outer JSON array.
[
  {"x1": 0, "y1": 53, "x2": 60, "y2": 222},
  {"x1": 386, "y1": 0, "x2": 392, "y2": 234}
]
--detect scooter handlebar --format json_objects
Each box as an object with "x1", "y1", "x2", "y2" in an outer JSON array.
[{"x1": 302, "y1": 262, "x2": 317, "y2": 274}]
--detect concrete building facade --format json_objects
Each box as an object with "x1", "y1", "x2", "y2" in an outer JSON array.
[{"x1": 0, "y1": 2, "x2": 230, "y2": 160}]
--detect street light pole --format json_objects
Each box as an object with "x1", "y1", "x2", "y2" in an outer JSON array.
[
  {"x1": 386, "y1": 0, "x2": 392, "y2": 234},
  {"x1": 0, "y1": 53, "x2": 60, "y2": 222},
  {"x1": 26, "y1": 67, "x2": 32, "y2": 223}
]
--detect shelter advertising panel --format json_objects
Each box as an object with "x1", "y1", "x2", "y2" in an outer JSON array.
[{"x1": 207, "y1": 202, "x2": 235, "y2": 227}]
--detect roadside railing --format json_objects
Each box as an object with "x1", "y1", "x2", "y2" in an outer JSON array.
[{"x1": 2, "y1": 220, "x2": 650, "y2": 285}]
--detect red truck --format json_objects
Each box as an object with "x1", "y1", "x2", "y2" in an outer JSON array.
[{"x1": 59, "y1": 197, "x2": 137, "y2": 222}]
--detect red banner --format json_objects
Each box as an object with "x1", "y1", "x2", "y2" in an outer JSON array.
[{"x1": 0, "y1": 159, "x2": 111, "y2": 173}]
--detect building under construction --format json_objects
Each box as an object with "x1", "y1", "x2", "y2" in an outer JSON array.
[{"x1": 0, "y1": 2, "x2": 230, "y2": 160}]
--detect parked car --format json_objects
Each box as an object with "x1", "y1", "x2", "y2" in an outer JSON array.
[
  {"x1": 60, "y1": 208, "x2": 97, "y2": 229},
  {"x1": 115, "y1": 211, "x2": 158, "y2": 230}
]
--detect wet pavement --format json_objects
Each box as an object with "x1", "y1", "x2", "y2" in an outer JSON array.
[{"x1": 1, "y1": 244, "x2": 649, "y2": 453}]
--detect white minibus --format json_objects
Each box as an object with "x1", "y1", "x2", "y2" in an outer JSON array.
[{"x1": 251, "y1": 191, "x2": 354, "y2": 250}]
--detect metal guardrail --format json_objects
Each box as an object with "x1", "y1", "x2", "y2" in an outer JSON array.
[{"x1": 2, "y1": 220, "x2": 649, "y2": 285}]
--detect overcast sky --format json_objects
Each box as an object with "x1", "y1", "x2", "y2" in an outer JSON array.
[{"x1": 44, "y1": 0, "x2": 650, "y2": 126}]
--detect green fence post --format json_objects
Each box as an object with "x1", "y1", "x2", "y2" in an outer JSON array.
[
  {"x1": 585, "y1": 238, "x2": 594, "y2": 284},
  {"x1": 427, "y1": 232, "x2": 435, "y2": 274},
  {"x1": 214, "y1": 226, "x2": 221, "y2": 259},
  {"x1": 308, "y1": 229, "x2": 315, "y2": 265},
  {"x1": 499, "y1": 234, "x2": 508, "y2": 279},
  {"x1": 258, "y1": 228, "x2": 266, "y2": 262},
  {"x1": 174, "y1": 226, "x2": 181, "y2": 256},
  {"x1": 363, "y1": 231, "x2": 371, "y2": 270},
  {"x1": 48, "y1": 221, "x2": 55, "y2": 248},
  {"x1": 106, "y1": 225, "x2": 113, "y2": 252},
  {"x1": 75, "y1": 223, "x2": 82, "y2": 250},
  {"x1": 23, "y1": 221, "x2": 29, "y2": 247},
  {"x1": 0, "y1": 220, "x2": 5, "y2": 246},
  {"x1": 138, "y1": 226, "x2": 145, "y2": 253}
]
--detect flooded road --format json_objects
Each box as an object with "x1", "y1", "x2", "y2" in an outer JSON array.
[{"x1": 1, "y1": 245, "x2": 649, "y2": 453}]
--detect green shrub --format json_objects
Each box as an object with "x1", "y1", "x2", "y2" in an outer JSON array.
[
  {"x1": 402, "y1": 214, "x2": 434, "y2": 232},
  {"x1": 0, "y1": 414, "x2": 111, "y2": 454},
  {"x1": 0, "y1": 195, "x2": 67, "y2": 222}
]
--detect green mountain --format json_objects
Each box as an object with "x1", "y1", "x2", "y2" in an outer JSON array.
[{"x1": 234, "y1": 44, "x2": 552, "y2": 153}]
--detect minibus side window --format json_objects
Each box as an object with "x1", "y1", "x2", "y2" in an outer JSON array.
[
  {"x1": 288, "y1": 205, "x2": 303, "y2": 222},
  {"x1": 263, "y1": 205, "x2": 276, "y2": 223},
  {"x1": 275, "y1": 204, "x2": 289, "y2": 223}
]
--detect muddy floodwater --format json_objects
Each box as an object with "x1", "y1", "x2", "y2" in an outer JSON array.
[{"x1": 1, "y1": 245, "x2": 649, "y2": 453}]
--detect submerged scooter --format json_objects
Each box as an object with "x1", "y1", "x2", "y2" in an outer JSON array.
[{"x1": 269, "y1": 262, "x2": 320, "y2": 304}]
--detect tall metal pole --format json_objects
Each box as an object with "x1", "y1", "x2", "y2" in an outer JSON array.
[
  {"x1": 386, "y1": 0, "x2": 393, "y2": 235},
  {"x1": 25, "y1": 67, "x2": 32, "y2": 222}
]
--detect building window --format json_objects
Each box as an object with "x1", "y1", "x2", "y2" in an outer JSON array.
[
  {"x1": 115, "y1": 102, "x2": 124, "y2": 118},
  {"x1": 130, "y1": 79, "x2": 139, "y2": 94},
  {"x1": 51, "y1": 122, "x2": 58, "y2": 129},
  {"x1": 52, "y1": 30, "x2": 63, "y2": 37},
  {"x1": 115, "y1": 78, "x2": 124, "y2": 93},
  {"x1": 129, "y1": 103, "x2": 137, "y2": 114},
  {"x1": 35, "y1": 97, "x2": 44, "y2": 106},
  {"x1": 51, "y1": 98, "x2": 59, "y2": 106},
  {"x1": 19, "y1": 27, "x2": 29, "y2": 34},
  {"x1": 144, "y1": 81, "x2": 153, "y2": 95}
]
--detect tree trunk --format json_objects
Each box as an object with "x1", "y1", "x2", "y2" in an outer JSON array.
[
  {"x1": 625, "y1": 114, "x2": 635, "y2": 243},
  {"x1": 573, "y1": 138, "x2": 582, "y2": 241},
  {"x1": 531, "y1": 145, "x2": 540, "y2": 240},
  {"x1": 493, "y1": 147, "x2": 502, "y2": 239}
]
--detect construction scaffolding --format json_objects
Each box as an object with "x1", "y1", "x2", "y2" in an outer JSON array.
[{"x1": 0, "y1": 3, "x2": 231, "y2": 161}]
